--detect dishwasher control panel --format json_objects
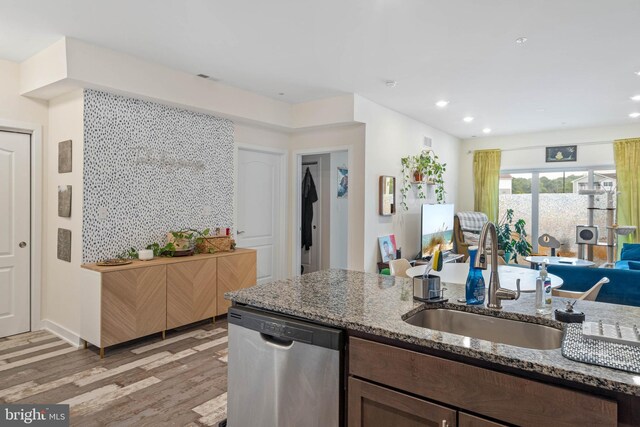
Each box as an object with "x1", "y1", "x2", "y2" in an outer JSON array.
[{"x1": 229, "y1": 306, "x2": 343, "y2": 350}]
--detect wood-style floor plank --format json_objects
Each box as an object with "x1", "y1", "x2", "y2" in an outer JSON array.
[{"x1": 0, "y1": 319, "x2": 230, "y2": 426}]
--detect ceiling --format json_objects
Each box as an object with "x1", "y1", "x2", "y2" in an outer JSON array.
[{"x1": 1, "y1": 0, "x2": 640, "y2": 138}]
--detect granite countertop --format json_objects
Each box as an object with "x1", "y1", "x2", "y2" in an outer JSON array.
[{"x1": 226, "y1": 269, "x2": 640, "y2": 396}]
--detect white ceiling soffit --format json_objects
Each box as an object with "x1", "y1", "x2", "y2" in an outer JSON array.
[{"x1": 1, "y1": 0, "x2": 640, "y2": 138}]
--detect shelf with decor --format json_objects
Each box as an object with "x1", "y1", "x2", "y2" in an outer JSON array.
[{"x1": 400, "y1": 148, "x2": 447, "y2": 210}]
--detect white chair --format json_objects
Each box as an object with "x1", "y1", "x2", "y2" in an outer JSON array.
[
  {"x1": 552, "y1": 277, "x2": 609, "y2": 301},
  {"x1": 389, "y1": 259, "x2": 412, "y2": 278}
]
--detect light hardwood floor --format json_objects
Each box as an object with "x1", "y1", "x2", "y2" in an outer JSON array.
[{"x1": 0, "y1": 319, "x2": 229, "y2": 426}]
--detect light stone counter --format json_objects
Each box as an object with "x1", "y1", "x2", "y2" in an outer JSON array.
[{"x1": 227, "y1": 269, "x2": 640, "y2": 396}]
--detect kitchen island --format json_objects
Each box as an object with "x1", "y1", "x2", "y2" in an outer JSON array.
[{"x1": 226, "y1": 269, "x2": 640, "y2": 427}]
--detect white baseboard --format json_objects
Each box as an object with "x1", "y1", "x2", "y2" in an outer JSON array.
[{"x1": 41, "y1": 319, "x2": 82, "y2": 348}]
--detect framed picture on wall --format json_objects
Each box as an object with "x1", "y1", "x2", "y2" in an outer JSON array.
[
  {"x1": 545, "y1": 145, "x2": 577, "y2": 162},
  {"x1": 337, "y1": 167, "x2": 348, "y2": 198},
  {"x1": 378, "y1": 234, "x2": 397, "y2": 263}
]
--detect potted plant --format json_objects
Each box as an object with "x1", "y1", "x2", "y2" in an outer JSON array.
[
  {"x1": 497, "y1": 209, "x2": 532, "y2": 263},
  {"x1": 400, "y1": 149, "x2": 447, "y2": 210},
  {"x1": 167, "y1": 230, "x2": 195, "y2": 251}
]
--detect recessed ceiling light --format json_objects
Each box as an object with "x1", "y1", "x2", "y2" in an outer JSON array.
[
  {"x1": 515, "y1": 37, "x2": 528, "y2": 44},
  {"x1": 482, "y1": 128, "x2": 492, "y2": 134},
  {"x1": 463, "y1": 116, "x2": 474, "y2": 123},
  {"x1": 385, "y1": 80, "x2": 397, "y2": 88},
  {"x1": 631, "y1": 95, "x2": 640, "y2": 101},
  {"x1": 635, "y1": 71, "x2": 640, "y2": 76},
  {"x1": 435, "y1": 100, "x2": 449, "y2": 108},
  {"x1": 630, "y1": 112, "x2": 640, "y2": 118}
]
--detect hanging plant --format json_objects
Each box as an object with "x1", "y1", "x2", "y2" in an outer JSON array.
[{"x1": 400, "y1": 149, "x2": 447, "y2": 210}]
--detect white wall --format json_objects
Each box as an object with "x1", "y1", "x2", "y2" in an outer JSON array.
[
  {"x1": 44, "y1": 89, "x2": 84, "y2": 339},
  {"x1": 458, "y1": 123, "x2": 640, "y2": 211},
  {"x1": 0, "y1": 59, "x2": 48, "y2": 128},
  {"x1": 22, "y1": 38, "x2": 294, "y2": 129},
  {"x1": 354, "y1": 95, "x2": 461, "y2": 272},
  {"x1": 330, "y1": 151, "x2": 349, "y2": 269}
]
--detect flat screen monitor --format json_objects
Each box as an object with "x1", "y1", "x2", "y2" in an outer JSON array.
[{"x1": 421, "y1": 203, "x2": 454, "y2": 258}]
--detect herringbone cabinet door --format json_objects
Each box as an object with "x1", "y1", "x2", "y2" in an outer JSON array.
[
  {"x1": 167, "y1": 259, "x2": 218, "y2": 329},
  {"x1": 217, "y1": 252, "x2": 257, "y2": 315},
  {"x1": 101, "y1": 266, "x2": 167, "y2": 347}
]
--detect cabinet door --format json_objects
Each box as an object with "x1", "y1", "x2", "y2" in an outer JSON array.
[
  {"x1": 348, "y1": 377, "x2": 456, "y2": 427},
  {"x1": 217, "y1": 251, "x2": 257, "y2": 315},
  {"x1": 102, "y1": 266, "x2": 167, "y2": 347},
  {"x1": 459, "y1": 412, "x2": 506, "y2": 427},
  {"x1": 167, "y1": 258, "x2": 217, "y2": 329}
]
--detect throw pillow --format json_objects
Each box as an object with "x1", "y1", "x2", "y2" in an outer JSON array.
[{"x1": 621, "y1": 243, "x2": 640, "y2": 261}]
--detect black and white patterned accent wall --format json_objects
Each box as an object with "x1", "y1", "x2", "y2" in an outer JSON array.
[{"x1": 82, "y1": 89, "x2": 234, "y2": 262}]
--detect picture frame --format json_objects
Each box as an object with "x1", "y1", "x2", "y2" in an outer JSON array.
[
  {"x1": 378, "y1": 234, "x2": 397, "y2": 263},
  {"x1": 545, "y1": 145, "x2": 577, "y2": 163},
  {"x1": 58, "y1": 140, "x2": 72, "y2": 173},
  {"x1": 337, "y1": 167, "x2": 348, "y2": 198},
  {"x1": 58, "y1": 185, "x2": 72, "y2": 217}
]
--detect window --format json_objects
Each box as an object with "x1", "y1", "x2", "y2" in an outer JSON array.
[
  {"x1": 538, "y1": 171, "x2": 588, "y2": 257},
  {"x1": 499, "y1": 167, "x2": 616, "y2": 264}
]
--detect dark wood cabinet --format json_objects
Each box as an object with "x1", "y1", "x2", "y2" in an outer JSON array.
[
  {"x1": 348, "y1": 337, "x2": 617, "y2": 427},
  {"x1": 459, "y1": 412, "x2": 506, "y2": 427},
  {"x1": 348, "y1": 377, "x2": 456, "y2": 427}
]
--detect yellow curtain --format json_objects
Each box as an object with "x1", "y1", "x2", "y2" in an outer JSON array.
[
  {"x1": 473, "y1": 149, "x2": 501, "y2": 222},
  {"x1": 614, "y1": 138, "x2": 640, "y2": 243}
]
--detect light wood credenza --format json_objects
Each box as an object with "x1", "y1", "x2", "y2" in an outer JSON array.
[{"x1": 80, "y1": 248, "x2": 256, "y2": 357}]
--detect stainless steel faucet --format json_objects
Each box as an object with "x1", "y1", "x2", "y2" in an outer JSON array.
[{"x1": 474, "y1": 222, "x2": 521, "y2": 309}]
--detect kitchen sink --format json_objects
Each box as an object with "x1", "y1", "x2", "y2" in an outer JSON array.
[{"x1": 404, "y1": 308, "x2": 563, "y2": 350}]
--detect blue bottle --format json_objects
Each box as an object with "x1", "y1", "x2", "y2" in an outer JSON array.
[{"x1": 465, "y1": 246, "x2": 486, "y2": 305}]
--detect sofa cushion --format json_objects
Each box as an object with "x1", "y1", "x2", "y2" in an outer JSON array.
[
  {"x1": 616, "y1": 260, "x2": 631, "y2": 270},
  {"x1": 620, "y1": 243, "x2": 640, "y2": 261},
  {"x1": 628, "y1": 261, "x2": 640, "y2": 271}
]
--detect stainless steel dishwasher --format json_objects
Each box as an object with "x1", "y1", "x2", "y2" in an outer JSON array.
[{"x1": 227, "y1": 306, "x2": 343, "y2": 427}]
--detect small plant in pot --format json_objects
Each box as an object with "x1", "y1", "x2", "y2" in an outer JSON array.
[
  {"x1": 400, "y1": 149, "x2": 447, "y2": 210},
  {"x1": 167, "y1": 230, "x2": 195, "y2": 251},
  {"x1": 496, "y1": 209, "x2": 532, "y2": 263}
]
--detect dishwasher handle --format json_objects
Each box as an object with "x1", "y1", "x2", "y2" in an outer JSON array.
[{"x1": 260, "y1": 332, "x2": 294, "y2": 348}]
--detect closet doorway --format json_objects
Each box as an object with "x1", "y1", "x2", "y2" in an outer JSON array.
[{"x1": 296, "y1": 150, "x2": 349, "y2": 275}]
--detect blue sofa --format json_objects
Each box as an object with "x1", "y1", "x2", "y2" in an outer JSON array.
[
  {"x1": 615, "y1": 243, "x2": 640, "y2": 270},
  {"x1": 548, "y1": 265, "x2": 640, "y2": 307}
]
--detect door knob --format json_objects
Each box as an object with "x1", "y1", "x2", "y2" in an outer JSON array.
[
  {"x1": 237, "y1": 230, "x2": 245, "y2": 235},
  {"x1": 19, "y1": 242, "x2": 27, "y2": 248}
]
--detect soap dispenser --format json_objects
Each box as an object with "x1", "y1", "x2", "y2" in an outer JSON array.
[
  {"x1": 536, "y1": 262, "x2": 552, "y2": 315},
  {"x1": 465, "y1": 246, "x2": 485, "y2": 305}
]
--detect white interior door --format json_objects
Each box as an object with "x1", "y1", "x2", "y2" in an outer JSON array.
[
  {"x1": 237, "y1": 149, "x2": 282, "y2": 285},
  {"x1": 0, "y1": 131, "x2": 31, "y2": 338},
  {"x1": 300, "y1": 163, "x2": 320, "y2": 274}
]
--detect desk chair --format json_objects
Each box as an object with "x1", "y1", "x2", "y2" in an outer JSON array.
[
  {"x1": 389, "y1": 259, "x2": 412, "y2": 278},
  {"x1": 552, "y1": 277, "x2": 609, "y2": 301}
]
